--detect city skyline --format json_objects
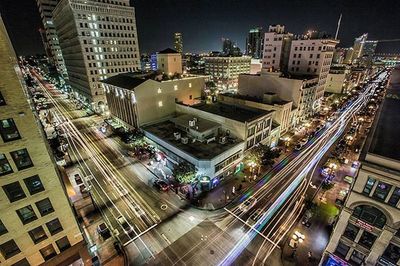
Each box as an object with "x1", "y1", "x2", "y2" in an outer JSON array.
[{"x1": 0, "y1": 0, "x2": 399, "y2": 55}]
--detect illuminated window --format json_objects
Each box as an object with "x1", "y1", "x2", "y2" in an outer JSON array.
[
  {"x1": 158, "y1": 101, "x2": 163, "y2": 107},
  {"x1": 174, "y1": 85, "x2": 178, "y2": 90},
  {"x1": 188, "y1": 83, "x2": 192, "y2": 88},
  {"x1": 157, "y1": 88, "x2": 162, "y2": 93}
]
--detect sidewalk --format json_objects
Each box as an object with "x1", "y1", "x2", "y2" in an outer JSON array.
[{"x1": 281, "y1": 151, "x2": 357, "y2": 266}]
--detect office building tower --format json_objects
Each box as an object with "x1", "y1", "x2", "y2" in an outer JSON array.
[
  {"x1": 52, "y1": 0, "x2": 141, "y2": 109},
  {"x1": 35, "y1": 0, "x2": 67, "y2": 78},
  {"x1": 351, "y1": 33, "x2": 368, "y2": 64},
  {"x1": 322, "y1": 68, "x2": 400, "y2": 266},
  {"x1": 0, "y1": 16, "x2": 86, "y2": 266},
  {"x1": 174, "y1": 32, "x2": 183, "y2": 54},
  {"x1": 222, "y1": 38, "x2": 241, "y2": 56},
  {"x1": 262, "y1": 25, "x2": 293, "y2": 72},
  {"x1": 361, "y1": 40, "x2": 378, "y2": 67},
  {"x1": 246, "y1": 27, "x2": 263, "y2": 59}
]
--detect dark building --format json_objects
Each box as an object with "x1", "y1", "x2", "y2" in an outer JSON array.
[{"x1": 245, "y1": 27, "x2": 263, "y2": 59}]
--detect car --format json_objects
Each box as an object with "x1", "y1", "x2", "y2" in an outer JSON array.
[
  {"x1": 294, "y1": 144, "x2": 303, "y2": 151},
  {"x1": 247, "y1": 209, "x2": 263, "y2": 226},
  {"x1": 239, "y1": 196, "x2": 257, "y2": 212},
  {"x1": 153, "y1": 179, "x2": 169, "y2": 191},
  {"x1": 117, "y1": 215, "x2": 134, "y2": 235},
  {"x1": 97, "y1": 222, "x2": 111, "y2": 239}
]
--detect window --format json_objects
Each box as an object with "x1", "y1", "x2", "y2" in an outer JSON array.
[
  {"x1": 343, "y1": 223, "x2": 359, "y2": 240},
  {"x1": 373, "y1": 181, "x2": 392, "y2": 201},
  {"x1": 382, "y1": 243, "x2": 400, "y2": 264},
  {"x1": 24, "y1": 175, "x2": 45, "y2": 195},
  {"x1": 0, "y1": 240, "x2": 20, "y2": 259},
  {"x1": 2, "y1": 181, "x2": 26, "y2": 202},
  {"x1": 349, "y1": 250, "x2": 365, "y2": 265},
  {"x1": 353, "y1": 205, "x2": 386, "y2": 228},
  {"x1": 40, "y1": 244, "x2": 57, "y2": 261},
  {"x1": 46, "y1": 218, "x2": 63, "y2": 235},
  {"x1": 358, "y1": 231, "x2": 377, "y2": 249},
  {"x1": 10, "y1": 149, "x2": 33, "y2": 170},
  {"x1": 0, "y1": 118, "x2": 21, "y2": 142},
  {"x1": 388, "y1": 187, "x2": 400, "y2": 207},
  {"x1": 0, "y1": 153, "x2": 12, "y2": 176},
  {"x1": 11, "y1": 258, "x2": 30, "y2": 266},
  {"x1": 335, "y1": 241, "x2": 350, "y2": 258},
  {"x1": 158, "y1": 101, "x2": 163, "y2": 107},
  {"x1": 0, "y1": 91, "x2": 5, "y2": 106},
  {"x1": 16, "y1": 205, "x2": 37, "y2": 224},
  {"x1": 28, "y1": 226, "x2": 48, "y2": 244},
  {"x1": 0, "y1": 220, "x2": 7, "y2": 236},
  {"x1": 56, "y1": 236, "x2": 71, "y2": 252},
  {"x1": 35, "y1": 198, "x2": 54, "y2": 216}
]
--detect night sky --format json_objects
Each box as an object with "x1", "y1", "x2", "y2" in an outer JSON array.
[{"x1": 0, "y1": 0, "x2": 399, "y2": 56}]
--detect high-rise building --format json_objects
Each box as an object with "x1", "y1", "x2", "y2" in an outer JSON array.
[
  {"x1": 174, "y1": 32, "x2": 183, "y2": 54},
  {"x1": 35, "y1": 0, "x2": 67, "y2": 78},
  {"x1": 0, "y1": 16, "x2": 86, "y2": 266},
  {"x1": 361, "y1": 40, "x2": 378, "y2": 67},
  {"x1": 246, "y1": 27, "x2": 263, "y2": 59},
  {"x1": 322, "y1": 69, "x2": 400, "y2": 266},
  {"x1": 222, "y1": 38, "x2": 241, "y2": 56},
  {"x1": 262, "y1": 25, "x2": 293, "y2": 72},
  {"x1": 204, "y1": 56, "x2": 251, "y2": 90},
  {"x1": 52, "y1": 0, "x2": 141, "y2": 109},
  {"x1": 351, "y1": 33, "x2": 368, "y2": 64}
]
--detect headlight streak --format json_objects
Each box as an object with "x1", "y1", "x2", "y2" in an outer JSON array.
[{"x1": 218, "y1": 73, "x2": 382, "y2": 265}]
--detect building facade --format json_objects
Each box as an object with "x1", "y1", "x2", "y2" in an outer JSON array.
[
  {"x1": 52, "y1": 0, "x2": 140, "y2": 108},
  {"x1": 322, "y1": 69, "x2": 400, "y2": 266},
  {"x1": 325, "y1": 66, "x2": 351, "y2": 94},
  {"x1": 157, "y1": 48, "x2": 183, "y2": 75},
  {"x1": 246, "y1": 27, "x2": 263, "y2": 59},
  {"x1": 103, "y1": 72, "x2": 204, "y2": 127},
  {"x1": 35, "y1": 0, "x2": 67, "y2": 78},
  {"x1": 262, "y1": 24, "x2": 293, "y2": 72},
  {"x1": 239, "y1": 71, "x2": 318, "y2": 126},
  {"x1": 361, "y1": 40, "x2": 378, "y2": 67},
  {"x1": 174, "y1": 32, "x2": 183, "y2": 54},
  {"x1": 351, "y1": 33, "x2": 368, "y2": 64},
  {"x1": 0, "y1": 16, "x2": 86, "y2": 266},
  {"x1": 204, "y1": 56, "x2": 251, "y2": 91}
]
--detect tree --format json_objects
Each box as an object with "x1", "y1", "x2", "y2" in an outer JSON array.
[
  {"x1": 247, "y1": 144, "x2": 280, "y2": 167},
  {"x1": 173, "y1": 162, "x2": 197, "y2": 184}
]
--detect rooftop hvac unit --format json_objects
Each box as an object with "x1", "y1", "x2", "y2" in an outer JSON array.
[
  {"x1": 174, "y1": 132, "x2": 181, "y2": 140},
  {"x1": 181, "y1": 137, "x2": 189, "y2": 144},
  {"x1": 219, "y1": 136, "x2": 227, "y2": 144},
  {"x1": 189, "y1": 120, "x2": 195, "y2": 127}
]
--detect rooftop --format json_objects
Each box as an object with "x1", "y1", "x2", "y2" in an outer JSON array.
[
  {"x1": 220, "y1": 92, "x2": 291, "y2": 105},
  {"x1": 180, "y1": 101, "x2": 272, "y2": 123},
  {"x1": 143, "y1": 120, "x2": 242, "y2": 160},
  {"x1": 367, "y1": 68, "x2": 400, "y2": 162},
  {"x1": 170, "y1": 114, "x2": 220, "y2": 133},
  {"x1": 158, "y1": 48, "x2": 179, "y2": 54}
]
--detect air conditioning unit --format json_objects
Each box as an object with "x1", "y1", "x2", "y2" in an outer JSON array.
[
  {"x1": 189, "y1": 120, "x2": 195, "y2": 127},
  {"x1": 174, "y1": 132, "x2": 181, "y2": 140},
  {"x1": 181, "y1": 137, "x2": 189, "y2": 144},
  {"x1": 219, "y1": 136, "x2": 227, "y2": 144}
]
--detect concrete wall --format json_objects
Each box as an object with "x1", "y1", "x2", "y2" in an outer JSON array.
[
  {"x1": 157, "y1": 53, "x2": 182, "y2": 74},
  {"x1": 325, "y1": 72, "x2": 346, "y2": 94}
]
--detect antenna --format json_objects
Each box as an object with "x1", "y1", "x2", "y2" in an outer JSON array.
[{"x1": 335, "y1": 13, "x2": 342, "y2": 40}]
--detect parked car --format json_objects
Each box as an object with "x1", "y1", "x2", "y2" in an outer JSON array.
[
  {"x1": 117, "y1": 215, "x2": 134, "y2": 235},
  {"x1": 239, "y1": 196, "x2": 257, "y2": 212},
  {"x1": 153, "y1": 179, "x2": 169, "y2": 191}
]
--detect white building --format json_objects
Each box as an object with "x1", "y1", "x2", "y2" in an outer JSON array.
[
  {"x1": 325, "y1": 66, "x2": 351, "y2": 94},
  {"x1": 204, "y1": 56, "x2": 251, "y2": 91},
  {"x1": 35, "y1": 0, "x2": 67, "y2": 78},
  {"x1": 262, "y1": 25, "x2": 293, "y2": 72},
  {"x1": 322, "y1": 69, "x2": 400, "y2": 266},
  {"x1": 52, "y1": 0, "x2": 140, "y2": 108},
  {"x1": 239, "y1": 71, "x2": 319, "y2": 127},
  {"x1": 157, "y1": 48, "x2": 183, "y2": 75}
]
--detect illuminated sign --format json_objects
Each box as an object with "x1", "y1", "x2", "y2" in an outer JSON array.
[{"x1": 355, "y1": 219, "x2": 373, "y2": 232}]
